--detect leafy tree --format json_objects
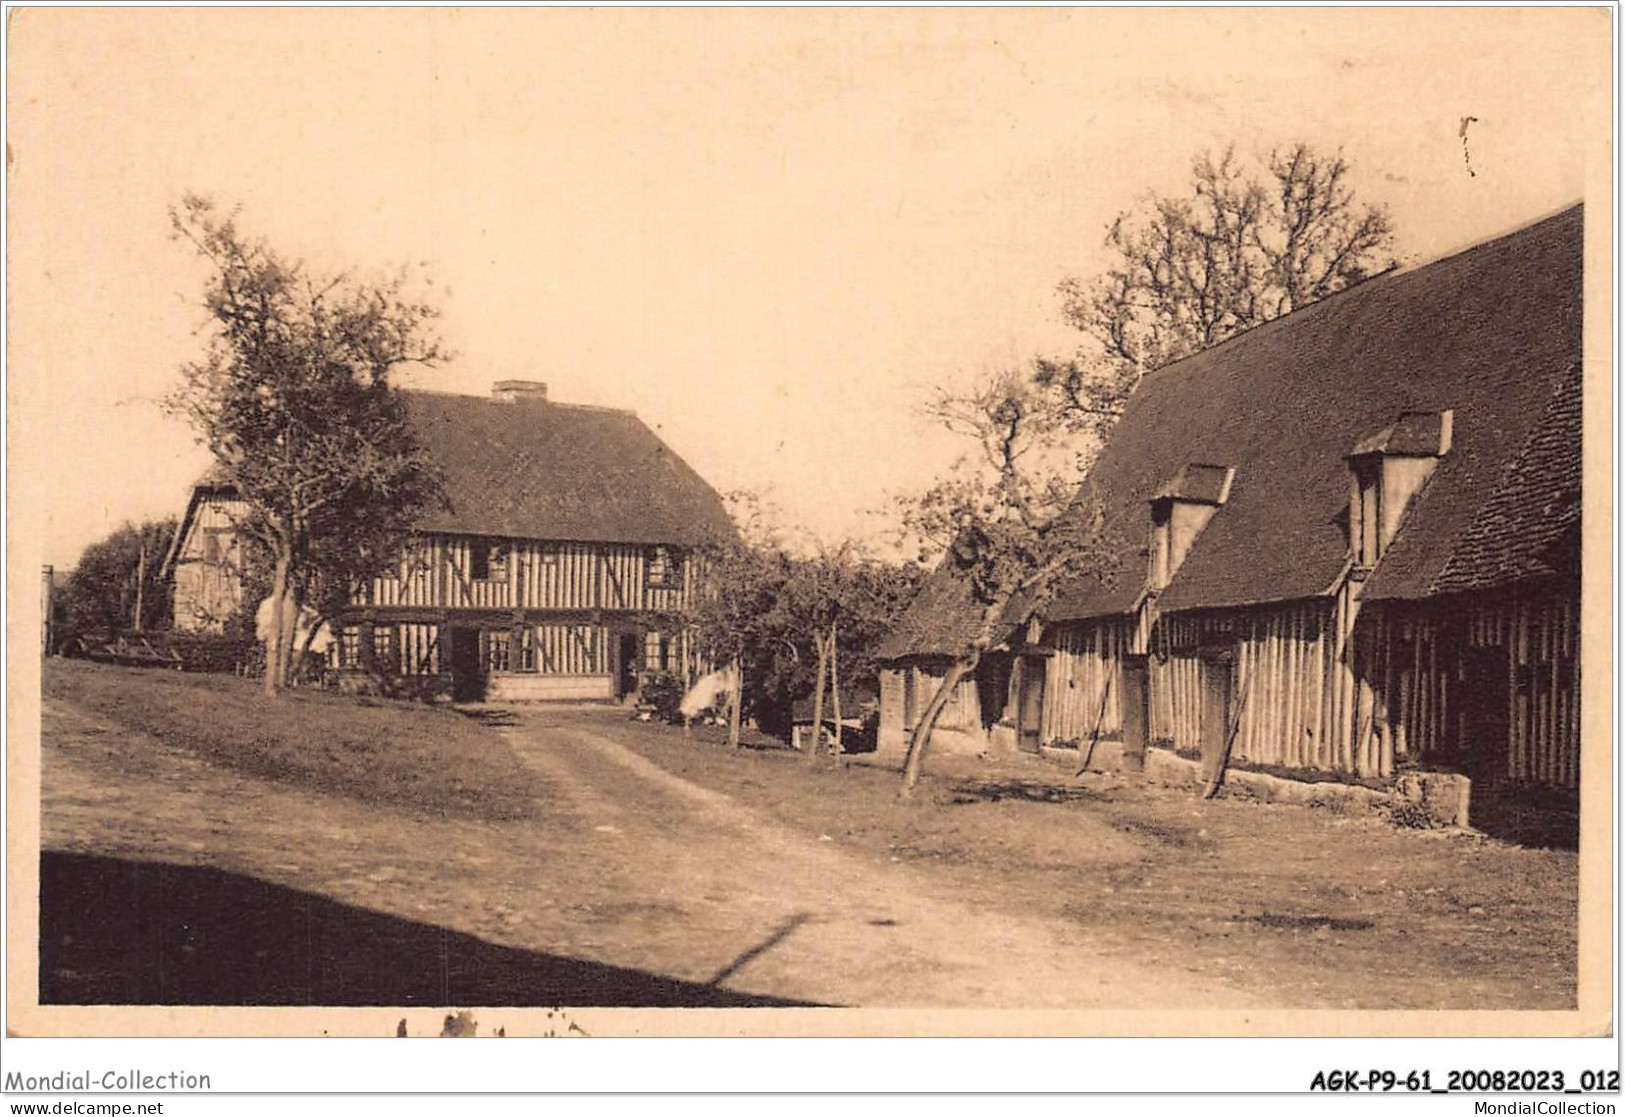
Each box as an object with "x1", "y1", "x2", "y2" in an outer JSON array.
[
  {"x1": 61, "y1": 518, "x2": 178, "y2": 634},
  {"x1": 1044, "y1": 143, "x2": 1395, "y2": 437},
  {"x1": 691, "y1": 492, "x2": 922, "y2": 748},
  {"x1": 689, "y1": 491, "x2": 793, "y2": 745},
  {"x1": 166, "y1": 196, "x2": 446, "y2": 694},
  {"x1": 771, "y1": 541, "x2": 923, "y2": 758},
  {"x1": 897, "y1": 367, "x2": 1114, "y2": 796}
]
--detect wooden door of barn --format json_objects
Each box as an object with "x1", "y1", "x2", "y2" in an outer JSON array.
[
  {"x1": 1462, "y1": 646, "x2": 1511, "y2": 788},
  {"x1": 1198, "y1": 649, "x2": 1233, "y2": 784},
  {"x1": 1120, "y1": 654, "x2": 1150, "y2": 772},
  {"x1": 1017, "y1": 655, "x2": 1047, "y2": 754}
]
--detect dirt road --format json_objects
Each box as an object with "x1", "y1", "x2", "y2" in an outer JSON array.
[
  {"x1": 40, "y1": 698, "x2": 1257, "y2": 1009},
  {"x1": 493, "y1": 711, "x2": 1260, "y2": 1008}
]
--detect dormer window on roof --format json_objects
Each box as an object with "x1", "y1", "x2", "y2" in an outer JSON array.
[
  {"x1": 1148, "y1": 464, "x2": 1235, "y2": 592},
  {"x1": 1346, "y1": 409, "x2": 1453, "y2": 568}
]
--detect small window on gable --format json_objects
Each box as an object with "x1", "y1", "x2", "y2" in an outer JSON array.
[
  {"x1": 646, "y1": 546, "x2": 684, "y2": 589},
  {"x1": 201, "y1": 528, "x2": 227, "y2": 565}
]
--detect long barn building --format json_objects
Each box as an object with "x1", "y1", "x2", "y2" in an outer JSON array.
[
  {"x1": 165, "y1": 380, "x2": 731, "y2": 701},
  {"x1": 878, "y1": 205, "x2": 1585, "y2": 817}
]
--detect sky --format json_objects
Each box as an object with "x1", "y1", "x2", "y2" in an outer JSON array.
[{"x1": 8, "y1": 7, "x2": 1610, "y2": 570}]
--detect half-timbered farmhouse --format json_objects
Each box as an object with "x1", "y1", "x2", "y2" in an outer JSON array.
[
  {"x1": 165, "y1": 380, "x2": 732, "y2": 701},
  {"x1": 878, "y1": 205, "x2": 1584, "y2": 817}
]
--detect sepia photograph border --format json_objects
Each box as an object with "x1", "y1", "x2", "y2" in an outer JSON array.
[{"x1": 3, "y1": 5, "x2": 1616, "y2": 1046}]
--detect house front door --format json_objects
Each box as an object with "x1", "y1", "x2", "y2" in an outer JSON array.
[
  {"x1": 447, "y1": 627, "x2": 484, "y2": 702},
  {"x1": 615, "y1": 632, "x2": 641, "y2": 700},
  {"x1": 1017, "y1": 655, "x2": 1047, "y2": 754}
]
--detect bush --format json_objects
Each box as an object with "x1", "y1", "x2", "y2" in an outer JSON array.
[
  {"x1": 1382, "y1": 798, "x2": 1442, "y2": 831},
  {"x1": 167, "y1": 632, "x2": 263, "y2": 676},
  {"x1": 639, "y1": 670, "x2": 686, "y2": 723}
]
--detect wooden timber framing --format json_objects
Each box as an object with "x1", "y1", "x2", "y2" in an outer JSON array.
[
  {"x1": 876, "y1": 207, "x2": 1584, "y2": 800},
  {"x1": 1034, "y1": 569, "x2": 1580, "y2": 791},
  {"x1": 163, "y1": 382, "x2": 730, "y2": 701}
]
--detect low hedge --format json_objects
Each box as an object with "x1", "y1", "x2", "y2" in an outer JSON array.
[{"x1": 165, "y1": 632, "x2": 263, "y2": 676}]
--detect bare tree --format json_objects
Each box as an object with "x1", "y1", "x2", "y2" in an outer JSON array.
[
  {"x1": 167, "y1": 195, "x2": 446, "y2": 694},
  {"x1": 1045, "y1": 144, "x2": 1395, "y2": 436},
  {"x1": 896, "y1": 367, "x2": 1113, "y2": 797}
]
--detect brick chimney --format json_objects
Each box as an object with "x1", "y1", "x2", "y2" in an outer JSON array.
[{"x1": 492, "y1": 380, "x2": 548, "y2": 404}]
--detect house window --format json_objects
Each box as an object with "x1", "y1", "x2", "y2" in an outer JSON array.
[
  {"x1": 372, "y1": 627, "x2": 398, "y2": 674},
  {"x1": 646, "y1": 546, "x2": 684, "y2": 590},
  {"x1": 469, "y1": 540, "x2": 508, "y2": 582},
  {"x1": 644, "y1": 631, "x2": 674, "y2": 673},
  {"x1": 338, "y1": 626, "x2": 363, "y2": 670},
  {"x1": 484, "y1": 629, "x2": 512, "y2": 673},
  {"x1": 516, "y1": 628, "x2": 537, "y2": 673}
]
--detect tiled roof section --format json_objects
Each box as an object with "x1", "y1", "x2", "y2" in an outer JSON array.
[
  {"x1": 1350, "y1": 410, "x2": 1453, "y2": 458},
  {"x1": 1371, "y1": 362, "x2": 1582, "y2": 599},
  {"x1": 874, "y1": 561, "x2": 987, "y2": 661},
  {"x1": 1044, "y1": 204, "x2": 1582, "y2": 621},
  {"x1": 401, "y1": 390, "x2": 733, "y2": 546},
  {"x1": 176, "y1": 390, "x2": 733, "y2": 549},
  {"x1": 1156, "y1": 463, "x2": 1233, "y2": 505},
  {"x1": 1387, "y1": 411, "x2": 1453, "y2": 457}
]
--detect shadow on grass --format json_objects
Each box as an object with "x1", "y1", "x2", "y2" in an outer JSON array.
[
  {"x1": 40, "y1": 851, "x2": 815, "y2": 1008},
  {"x1": 948, "y1": 779, "x2": 1112, "y2": 807},
  {"x1": 453, "y1": 707, "x2": 523, "y2": 729},
  {"x1": 1467, "y1": 788, "x2": 1579, "y2": 851}
]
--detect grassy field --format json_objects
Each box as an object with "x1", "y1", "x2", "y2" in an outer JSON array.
[{"x1": 42, "y1": 659, "x2": 543, "y2": 822}]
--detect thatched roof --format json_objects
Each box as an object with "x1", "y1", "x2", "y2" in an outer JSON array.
[
  {"x1": 403, "y1": 390, "x2": 731, "y2": 546},
  {"x1": 1376, "y1": 360, "x2": 1582, "y2": 599},
  {"x1": 874, "y1": 561, "x2": 987, "y2": 661},
  {"x1": 879, "y1": 204, "x2": 1583, "y2": 657},
  {"x1": 170, "y1": 388, "x2": 732, "y2": 562},
  {"x1": 1048, "y1": 203, "x2": 1582, "y2": 620}
]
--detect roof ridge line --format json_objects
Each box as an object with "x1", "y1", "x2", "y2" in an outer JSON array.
[
  {"x1": 1139, "y1": 201, "x2": 1583, "y2": 387},
  {"x1": 399, "y1": 386, "x2": 636, "y2": 416}
]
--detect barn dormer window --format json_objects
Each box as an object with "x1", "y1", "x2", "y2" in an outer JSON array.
[
  {"x1": 1148, "y1": 499, "x2": 1172, "y2": 589},
  {"x1": 1349, "y1": 456, "x2": 1382, "y2": 567},
  {"x1": 1346, "y1": 410, "x2": 1453, "y2": 568},
  {"x1": 646, "y1": 545, "x2": 684, "y2": 590},
  {"x1": 1148, "y1": 464, "x2": 1234, "y2": 592}
]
